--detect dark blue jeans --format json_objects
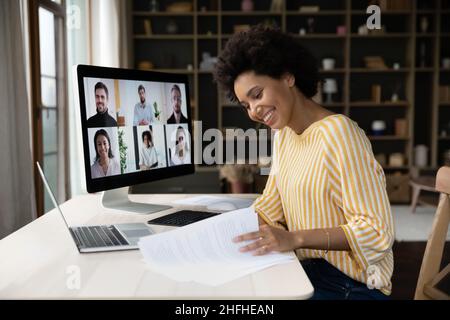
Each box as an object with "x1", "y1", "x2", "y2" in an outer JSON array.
[{"x1": 302, "y1": 259, "x2": 390, "y2": 300}]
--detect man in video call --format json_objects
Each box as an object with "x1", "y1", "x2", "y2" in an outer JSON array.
[
  {"x1": 87, "y1": 82, "x2": 118, "y2": 128},
  {"x1": 133, "y1": 84, "x2": 154, "y2": 126},
  {"x1": 167, "y1": 84, "x2": 188, "y2": 124}
]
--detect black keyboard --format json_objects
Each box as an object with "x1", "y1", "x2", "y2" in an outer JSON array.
[{"x1": 147, "y1": 210, "x2": 219, "y2": 227}]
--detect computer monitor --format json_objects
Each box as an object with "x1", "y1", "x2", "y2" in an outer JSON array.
[{"x1": 74, "y1": 65, "x2": 194, "y2": 214}]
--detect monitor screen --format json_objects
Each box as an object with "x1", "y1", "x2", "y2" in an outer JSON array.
[{"x1": 75, "y1": 65, "x2": 194, "y2": 193}]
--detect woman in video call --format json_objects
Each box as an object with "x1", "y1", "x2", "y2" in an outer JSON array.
[
  {"x1": 214, "y1": 25, "x2": 394, "y2": 300},
  {"x1": 90, "y1": 129, "x2": 121, "y2": 178},
  {"x1": 139, "y1": 130, "x2": 158, "y2": 170},
  {"x1": 170, "y1": 126, "x2": 190, "y2": 165}
]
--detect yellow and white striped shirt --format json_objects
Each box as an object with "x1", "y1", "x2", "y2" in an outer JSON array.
[{"x1": 253, "y1": 114, "x2": 394, "y2": 295}]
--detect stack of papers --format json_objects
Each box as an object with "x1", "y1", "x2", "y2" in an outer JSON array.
[{"x1": 138, "y1": 207, "x2": 294, "y2": 286}]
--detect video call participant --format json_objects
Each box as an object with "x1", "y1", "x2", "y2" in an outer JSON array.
[
  {"x1": 90, "y1": 129, "x2": 121, "y2": 178},
  {"x1": 170, "y1": 126, "x2": 190, "y2": 165},
  {"x1": 167, "y1": 84, "x2": 188, "y2": 124},
  {"x1": 87, "y1": 82, "x2": 118, "y2": 128},
  {"x1": 139, "y1": 130, "x2": 158, "y2": 170},
  {"x1": 133, "y1": 84, "x2": 155, "y2": 126}
]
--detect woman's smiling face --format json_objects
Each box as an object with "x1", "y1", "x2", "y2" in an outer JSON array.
[{"x1": 233, "y1": 71, "x2": 296, "y2": 130}]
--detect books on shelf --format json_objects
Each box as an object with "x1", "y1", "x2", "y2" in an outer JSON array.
[
  {"x1": 364, "y1": 56, "x2": 388, "y2": 69},
  {"x1": 439, "y1": 86, "x2": 450, "y2": 103},
  {"x1": 372, "y1": 0, "x2": 411, "y2": 11},
  {"x1": 299, "y1": 6, "x2": 320, "y2": 13}
]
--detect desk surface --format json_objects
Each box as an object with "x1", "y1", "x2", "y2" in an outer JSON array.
[{"x1": 0, "y1": 193, "x2": 313, "y2": 299}]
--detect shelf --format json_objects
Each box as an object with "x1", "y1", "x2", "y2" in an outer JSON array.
[
  {"x1": 197, "y1": 34, "x2": 218, "y2": 39},
  {"x1": 131, "y1": 0, "x2": 447, "y2": 180},
  {"x1": 350, "y1": 101, "x2": 409, "y2": 107},
  {"x1": 196, "y1": 11, "x2": 219, "y2": 16},
  {"x1": 350, "y1": 68, "x2": 409, "y2": 73},
  {"x1": 133, "y1": 11, "x2": 194, "y2": 16},
  {"x1": 294, "y1": 33, "x2": 346, "y2": 39},
  {"x1": 286, "y1": 10, "x2": 346, "y2": 16},
  {"x1": 222, "y1": 103, "x2": 243, "y2": 108},
  {"x1": 352, "y1": 10, "x2": 412, "y2": 15},
  {"x1": 319, "y1": 69, "x2": 346, "y2": 73},
  {"x1": 223, "y1": 33, "x2": 346, "y2": 39},
  {"x1": 196, "y1": 165, "x2": 219, "y2": 172},
  {"x1": 416, "y1": 9, "x2": 437, "y2": 14},
  {"x1": 383, "y1": 166, "x2": 410, "y2": 170},
  {"x1": 415, "y1": 33, "x2": 437, "y2": 37},
  {"x1": 197, "y1": 70, "x2": 214, "y2": 74},
  {"x1": 134, "y1": 34, "x2": 195, "y2": 39},
  {"x1": 415, "y1": 67, "x2": 434, "y2": 72},
  {"x1": 351, "y1": 33, "x2": 411, "y2": 38},
  {"x1": 149, "y1": 68, "x2": 195, "y2": 74},
  {"x1": 220, "y1": 11, "x2": 282, "y2": 16},
  {"x1": 368, "y1": 136, "x2": 410, "y2": 141},
  {"x1": 322, "y1": 102, "x2": 345, "y2": 107}
]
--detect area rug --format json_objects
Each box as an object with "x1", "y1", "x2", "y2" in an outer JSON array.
[{"x1": 391, "y1": 205, "x2": 450, "y2": 241}]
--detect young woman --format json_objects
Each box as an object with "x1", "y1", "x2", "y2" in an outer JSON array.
[
  {"x1": 91, "y1": 129, "x2": 121, "y2": 178},
  {"x1": 140, "y1": 130, "x2": 158, "y2": 170},
  {"x1": 170, "y1": 126, "x2": 190, "y2": 165},
  {"x1": 214, "y1": 25, "x2": 394, "y2": 300}
]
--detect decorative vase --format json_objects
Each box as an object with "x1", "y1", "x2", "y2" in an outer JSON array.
[
  {"x1": 420, "y1": 16, "x2": 429, "y2": 33},
  {"x1": 241, "y1": 0, "x2": 254, "y2": 12},
  {"x1": 150, "y1": 0, "x2": 159, "y2": 12},
  {"x1": 166, "y1": 19, "x2": 178, "y2": 34},
  {"x1": 372, "y1": 120, "x2": 386, "y2": 136},
  {"x1": 414, "y1": 145, "x2": 428, "y2": 168}
]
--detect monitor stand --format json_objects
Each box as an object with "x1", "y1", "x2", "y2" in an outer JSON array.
[{"x1": 101, "y1": 187, "x2": 172, "y2": 214}]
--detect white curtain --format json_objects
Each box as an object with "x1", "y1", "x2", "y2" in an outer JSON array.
[
  {"x1": 0, "y1": 0, "x2": 36, "y2": 239},
  {"x1": 68, "y1": 0, "x2": 129, "y2": 196}
]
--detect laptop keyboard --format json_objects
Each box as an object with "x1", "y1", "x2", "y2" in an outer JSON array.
[
  {"x1": 72, "y1": 225, "x2": 128, "y2": 248},
  {"x1": 147, "y1": 210, "x2": 219, "y2": 227}
]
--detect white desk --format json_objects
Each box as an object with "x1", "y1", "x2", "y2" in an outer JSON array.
[{"x1": 0, "y1": 194, "x2": 314, "y2": 299}]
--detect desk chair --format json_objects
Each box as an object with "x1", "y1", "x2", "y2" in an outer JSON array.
[
  {"x1": 409, "y1": 176, "x2": 439, "y2": 213},
  {"x1": 414, "y1": 166, "x2": 450, "y2": 300}
]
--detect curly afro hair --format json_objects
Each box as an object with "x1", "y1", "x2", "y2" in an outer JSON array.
[{"x1": 214, "y1": 24, "x2": 320, "y2": 103}]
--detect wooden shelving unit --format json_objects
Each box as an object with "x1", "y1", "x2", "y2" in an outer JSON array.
[{"x1": 129, "y1": 0, "x2": 450, "y2": 182}]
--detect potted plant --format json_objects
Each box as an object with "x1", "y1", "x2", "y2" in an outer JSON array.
[
  {"x1": 153, "y1": 101, "x2": 160, "y2": 121},
  {"x1": 118, "y1": 129, "x2": 128, "y2": 174},
  {"x1": 219, "y1": 164, "x2": 258, "y2": 193}
]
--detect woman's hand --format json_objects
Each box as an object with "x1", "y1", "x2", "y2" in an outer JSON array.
[{"x1": 233, "y1": 224, "x2": 300, "y2": 256}]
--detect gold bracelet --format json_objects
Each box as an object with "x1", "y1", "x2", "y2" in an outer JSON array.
[{"x1": 323, "y1": 229, "x2": 330, "y2": 254}]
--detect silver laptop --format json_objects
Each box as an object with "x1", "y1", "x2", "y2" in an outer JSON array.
[{"x1": 36, "y1": 162, "x2": 154, "y2": 253}]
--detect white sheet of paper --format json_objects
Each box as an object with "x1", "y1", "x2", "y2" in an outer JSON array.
[{"x1": 138, "y1": 207, "x2": 294, "y2": 286}]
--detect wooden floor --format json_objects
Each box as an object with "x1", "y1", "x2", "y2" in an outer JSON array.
[{"x1": 391, "y1": 241, "x2": 449, "y2": 299}]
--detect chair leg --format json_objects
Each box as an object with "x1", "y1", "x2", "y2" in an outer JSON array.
[{"x1": 411, "y1": 187, "x2": 420, "y2": 213}]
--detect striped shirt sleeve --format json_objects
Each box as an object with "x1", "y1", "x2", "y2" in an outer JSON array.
[
  {"x1": 321, "y1": 117, "x2": 395, "y2": 270},
  {"x1": 252, "y1": 131, "x2": 286, "y2": 227}
]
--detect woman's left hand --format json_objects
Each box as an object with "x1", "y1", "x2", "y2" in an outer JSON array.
[{"x1": 232, "y1": 224, "x2": 299, "y2": 256}]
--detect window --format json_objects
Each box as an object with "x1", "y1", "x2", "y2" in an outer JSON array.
[{"x1": 29, "y1": 0, "x2": 68, "y2": 215}]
